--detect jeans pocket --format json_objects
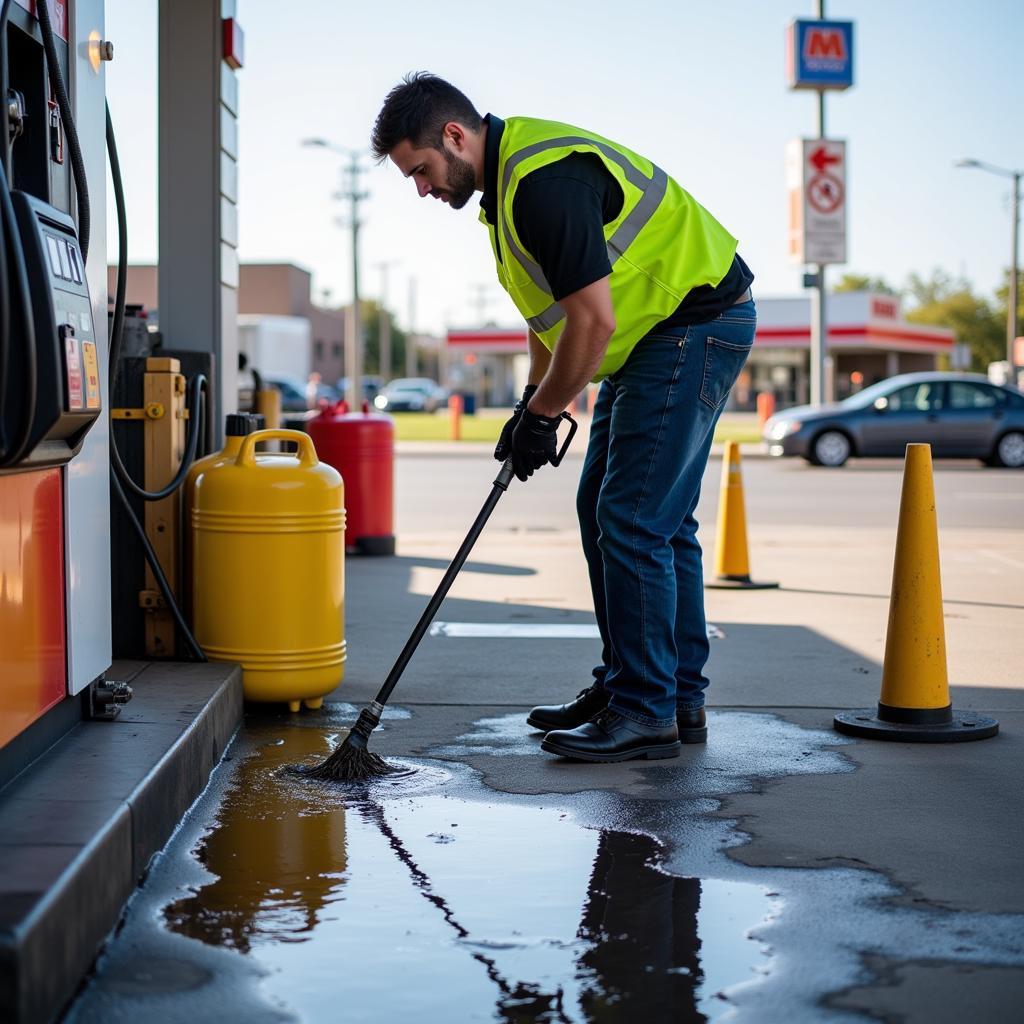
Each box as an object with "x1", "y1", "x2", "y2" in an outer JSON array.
[{"x1": 700, "y1": 336, "x2": 753, "y2": 410}]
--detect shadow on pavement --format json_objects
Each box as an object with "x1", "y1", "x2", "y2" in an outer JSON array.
[{"x1": 777, "y1": 585, "x2": 1024, "y2": 612}]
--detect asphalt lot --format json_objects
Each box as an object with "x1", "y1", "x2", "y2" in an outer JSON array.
[{"x1": 395, "y1": 450, "x2": 1024, "y2": 533}]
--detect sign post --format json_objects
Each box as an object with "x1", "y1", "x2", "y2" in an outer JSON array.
[
  {"x1": 787, "y1": 139, "x2": 847, "y2": 265},
  {"x1": 786, "y1": 4, "x2": 854, "y2": 406}
]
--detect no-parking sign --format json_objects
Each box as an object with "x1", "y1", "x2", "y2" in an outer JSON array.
[{"x1": 786, "y1": 138, "x2": 847, "y2": 265}]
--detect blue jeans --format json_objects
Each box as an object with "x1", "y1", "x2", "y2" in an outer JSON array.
[{"x1": 577, "y1": 300, "x2": 756, "y2": 727}]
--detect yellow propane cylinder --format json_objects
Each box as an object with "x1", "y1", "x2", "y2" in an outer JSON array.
[
  {"x1": 193, "y1": 429, "x2": 345, "y2": 709},
  {"x1": 183, "y1": 414, "x2": 264, "y2": 627}
]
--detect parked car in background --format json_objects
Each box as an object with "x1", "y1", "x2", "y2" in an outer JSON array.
[
  {"x1": 374, "y1": 378, "x2": 448, "y2": 413},
  {"x1": 313, "y1": 383, "x2": 341, "y2": 405},
  {"x1": 264, "y1": 376, "x2": 311, "y2": 413},
  {"x1": 764, "y1": 372, "x2": 1024, "y2": 468},
  {"x1": 335, "y1": 376, "x2": 384, "y2": 406}
]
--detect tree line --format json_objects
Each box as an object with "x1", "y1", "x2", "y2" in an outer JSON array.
[{"x1": 834, "y1": 269, "x2": 1022, "y2": 372}]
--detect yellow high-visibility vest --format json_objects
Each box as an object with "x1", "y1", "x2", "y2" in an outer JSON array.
[{"x1": 480, "y1": 116, "x2": 739, "y2": 379}]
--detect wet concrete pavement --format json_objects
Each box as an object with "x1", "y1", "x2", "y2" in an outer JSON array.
[{"x1": 66, "y1": 455, "x2": 1024, "y2": 1022}]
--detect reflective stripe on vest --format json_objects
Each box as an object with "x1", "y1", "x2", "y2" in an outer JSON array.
[
  {"x1": 489, "y1": 117, "x2": 738, "y2": 380},
  {"x1": 500, "y1": 137, "x2": 669, "y2": 335}
]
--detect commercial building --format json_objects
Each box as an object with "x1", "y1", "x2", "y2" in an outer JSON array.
[
  {"x1": 446, "y1": 292, "x2": 957, "y2": 411},
  {"x1": 108, "y1": 262, "x2": 349, "y2": 383}
]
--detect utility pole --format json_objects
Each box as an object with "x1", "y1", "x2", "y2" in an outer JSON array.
[
  {"x1": 375, "y1": 260, "x2": 398, "y2": 383},
  {"x1": 406, "y1": 276, "x2": 418, "y2": 377},
  {"x1": 810, "y1": 0, "x2": 829, "y2": 408},
  {"x1": 469, "y1": 282, "x2": 493, "y2": 325},
  {"x1": 302, "y1": 138, "x2": 370, "y2": 408}
]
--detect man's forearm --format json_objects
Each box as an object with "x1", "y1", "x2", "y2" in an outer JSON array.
[
  {"x1": 526, "y1": 331, "x2": 552, "y2": 387},
  {"x1": 528, "y1": 319, "x2": 611, "y2": 417}
]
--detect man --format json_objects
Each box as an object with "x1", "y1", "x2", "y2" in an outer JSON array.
[{"x1": 372, "y1": 73, "x2": 755, "y2": 763}]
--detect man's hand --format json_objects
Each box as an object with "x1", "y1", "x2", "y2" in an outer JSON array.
[
  {"x1": 510, "y1": 406, "x2": 560, "y2": 481},
  {"x1": 494, "y1": 384, "x2": 537, "y2": 461}
]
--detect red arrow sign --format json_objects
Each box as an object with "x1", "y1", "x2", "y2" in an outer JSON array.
[{"x1": 809, "y1": 145, "x2": 840, "y2": 173}]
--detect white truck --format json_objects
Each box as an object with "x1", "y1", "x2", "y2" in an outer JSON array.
[{"x1": 237, "y1": 314, "x2": 312, "y2": 387}]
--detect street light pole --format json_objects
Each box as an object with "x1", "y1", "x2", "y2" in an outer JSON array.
[
  {"x1": 406, "y1": 277, "x2": 418, "y2": 377},
  {"x1": 1010, "y1": 171, "x2": 1020, "y2": 373},
  {"x1": 374, "y1": 260, "x2": 397, "y2": 384},
  {"x1": 956, "y1": 158, "x2": 1023, "y2": 380}
]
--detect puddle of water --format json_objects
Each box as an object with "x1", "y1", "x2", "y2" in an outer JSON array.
[
  {"x1": 431, "y1": 710, "x2": 853, "y2": 786},
  {"x1": 72, "y1": 726, "x2": 774, "y2": 1023},
  {"x1": 66, "y1": 711, "x2": 1024, "y2": 1024}
]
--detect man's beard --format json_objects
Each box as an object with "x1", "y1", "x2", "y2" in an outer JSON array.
[{"x1": 439, "y1": 147, "x2": 476, "y2": 209}]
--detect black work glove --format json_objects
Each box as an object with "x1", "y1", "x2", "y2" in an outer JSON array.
[
  {"x1": 510, "y1": 405, "x2": 560, "y2": 481},
  {"x1": 494, "y1": 384, "x2": 538, "y2": 462}
]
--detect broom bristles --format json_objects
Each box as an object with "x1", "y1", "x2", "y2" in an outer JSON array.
[
  {"x1": 294, "y1": 735, "x2": 399, "y2": 782},
  {"x1": 290, "y1": 705, "x2": 401, "y2": 783}
]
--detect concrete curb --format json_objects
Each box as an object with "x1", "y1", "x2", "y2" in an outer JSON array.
[{"x1": 0, "y1": 662, "x2": 242, "y2": 1024}]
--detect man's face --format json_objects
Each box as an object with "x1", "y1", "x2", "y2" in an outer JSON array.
[{"x1": 391, "y1": 134, "x2": 477, "y2": 211}]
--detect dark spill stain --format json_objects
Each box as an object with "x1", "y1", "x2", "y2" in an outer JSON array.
[{"x1": 159, "y1": 728, "x2": 768, "y2": 1021}]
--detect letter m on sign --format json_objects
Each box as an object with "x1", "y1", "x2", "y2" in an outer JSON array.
[
  {"x1": 805, "y1": 28, "x2": 847, "y2": 60},
  {"x1": 788, "y1": 19, "x2": 854, "y2": 90}
]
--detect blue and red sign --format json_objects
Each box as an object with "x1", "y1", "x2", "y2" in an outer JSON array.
[{"x1": 786, "y1": 19, "x2": 854, "y2": 91}]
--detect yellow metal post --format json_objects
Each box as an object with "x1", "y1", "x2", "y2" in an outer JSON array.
[{"x1": 142, "y1": 357, "x2": 186, "y2": 656}]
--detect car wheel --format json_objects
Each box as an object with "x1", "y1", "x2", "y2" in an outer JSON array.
[
  {"x1": 993, "y1": 430, "x2": 1024, "y2": 468},
  {"x1": 810, "y1": 430, "x2": 852, "y2": 467}
]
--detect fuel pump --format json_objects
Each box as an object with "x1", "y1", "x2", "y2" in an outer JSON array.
[
  {"x1": 0, "y1": 0, "x2": 118, "y2": 753},
  {"x1": 1, "y1": 0, "x2": 101, "y2": 468}
]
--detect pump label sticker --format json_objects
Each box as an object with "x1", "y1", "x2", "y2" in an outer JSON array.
[
  {"x1": 65, "y1": 334, "x2": 84, "y2": 411},
  {"x1": 81, "y1": 341, "x2": 101, "y2": 410}
]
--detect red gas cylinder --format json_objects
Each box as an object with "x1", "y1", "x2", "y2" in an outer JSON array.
[{"x1": 308, "y1": 402, "x2": 396, "y2": 555}]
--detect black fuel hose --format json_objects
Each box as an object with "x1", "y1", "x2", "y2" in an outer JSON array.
[
  {"x1": 0, "y1": 0, "x2": 11, "y2": 451},
  {"x1": 106, "y1": 101, "x2": 204, "y2": 658},
  {"x1": 0, "y1": 160, "x2": 38, "y2": 467},
  {"x1": 35, "y1": 0, "x2": 89, "y2": 261},
  {"x1": 0, "y1": 0, "x2": 39, "y2": 467},
  {"x1": 106, "y1": 104, "x2": 127, "y2": 391},
  {"x1": 0, "y1": 163, "x2": 10, "y2": 456},
  {"x1": 110, "y1": 469, "x2": 205, "y2": 663},
  {"x1": 0, "y1": 0, "x2": 12, "y2": 180},
  {"x1": 109, "y1": 371, "x2": 207, "y2": 501},
  {"x1": 106, "y1": 99, "x2": 206, "y2": 501}
]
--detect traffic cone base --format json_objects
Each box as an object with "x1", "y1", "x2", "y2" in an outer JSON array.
[
  {"x1": 834, "y1": 707, "x2": 998, "y2": 743},
  {"x1": 834, "y1": 444, "x2": 998, "y2": 744},
  {"x1": 705, "y1": 574, "x2": 779, "y2": 590}
]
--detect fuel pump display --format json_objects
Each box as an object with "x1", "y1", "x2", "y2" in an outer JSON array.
[{"x1": 3, "y1": 189, "x2": 101, "y2": 467}]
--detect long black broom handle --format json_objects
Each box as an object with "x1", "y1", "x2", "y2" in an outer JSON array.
[{"x1": 371, "y1": 413, "x2": 578, "y2": 711}]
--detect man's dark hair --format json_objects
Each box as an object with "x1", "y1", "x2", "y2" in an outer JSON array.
[{"x1": 371, "y1": 72, "x2": 482, "y2": 161}]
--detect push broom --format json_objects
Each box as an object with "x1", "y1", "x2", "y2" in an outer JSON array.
[{"x1": 297, "y1": 413, "x2": 577, "y2": 783}]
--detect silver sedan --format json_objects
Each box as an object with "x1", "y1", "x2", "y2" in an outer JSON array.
[{"x1": 764, "y1": 372, "x2": 1024, "y2": 468}]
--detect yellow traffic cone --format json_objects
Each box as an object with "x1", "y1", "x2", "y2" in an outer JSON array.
[
  {"x1": 835, "y1": 444, "x2": 998, "y2": 741},
  {"x1": 706, "y1": 441, "x2": 778, "y2": 590}
]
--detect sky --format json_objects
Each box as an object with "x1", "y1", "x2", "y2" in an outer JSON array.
[{"x1": 104, "y1": 0, "x2": 1024, "y2": 336}]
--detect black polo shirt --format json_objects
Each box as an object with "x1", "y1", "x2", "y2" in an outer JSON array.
[{"x1": 479, "y1": 114, "x2": 753, "y2": 328}]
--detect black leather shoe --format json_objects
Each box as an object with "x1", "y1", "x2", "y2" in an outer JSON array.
[
  {"x1": 677, "y1": 707, "x2": 708, "y2": 744},
  {"x1": 541, "y1": 709, "x2": 681, "y2": 763},
  {"x1": 527, "y1": 684, "x2": 610, "y2": 732}
]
